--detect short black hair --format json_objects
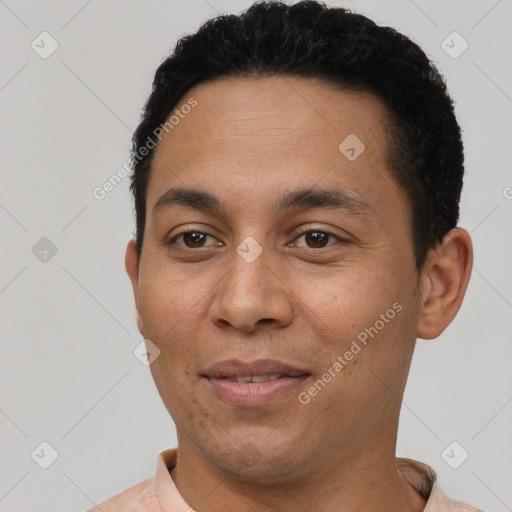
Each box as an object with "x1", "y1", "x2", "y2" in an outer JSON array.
[{"x1": 129, "y1": 0, "x2": 464, "y2": 271}]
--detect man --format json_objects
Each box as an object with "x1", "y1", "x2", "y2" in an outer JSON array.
[{"x1": 89, "y1": 1, "x2": 480, "y2": 510}]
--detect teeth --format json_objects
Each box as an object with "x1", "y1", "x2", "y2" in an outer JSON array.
[
  {"x1": 250, "y1": 375, "x2": 269, "y2": 383},
  {"x1": 229, "y1": 374, "x2": 283, "y2": 383}
]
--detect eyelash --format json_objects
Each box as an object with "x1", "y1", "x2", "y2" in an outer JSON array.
[{"x1": 167, "y1": 229, "x2": 345, "y2": 251}]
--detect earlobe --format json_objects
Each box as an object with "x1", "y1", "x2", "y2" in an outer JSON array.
[
  {"x1": 125, "y1": 239, "x2": 144, "y2": 335},
  {"x1": 416, "y1": 228, "x2": 473, "y2": 340}
]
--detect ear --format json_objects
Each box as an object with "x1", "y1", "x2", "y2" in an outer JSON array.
[
  {"x1": 416, "y1": 228, "x2": 473, "y2": 339},
  {"x1": 125, "y1": 239, "x2": 144, "y2": 335}
]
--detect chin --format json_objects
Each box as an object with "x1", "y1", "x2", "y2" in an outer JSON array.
[{"x1": 202, "y1": 439, "x2": 307, "y2": 485}]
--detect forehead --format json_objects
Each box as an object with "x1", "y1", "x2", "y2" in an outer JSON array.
[
  {"x1": 153, "y1": 74, "x2": 389, "y2": 157},
  {"x1": 147, "y1": 75, "x2": 404, "y2": 220}
]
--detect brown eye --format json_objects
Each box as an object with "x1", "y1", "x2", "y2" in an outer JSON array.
[
  {"x1": 295, "y1": 230, "x2": 342, "y2": 249},
  {"x1": 171, "y1": 231, "x2": 220, "y2": 249},
  {"x1": 305, "y1": 231, "x2": 329, "y2": 248},
  {"x1": 183, "y1": 232, "x2": 207, "y2": 248}
]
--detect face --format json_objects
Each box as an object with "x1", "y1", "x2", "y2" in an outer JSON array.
[{"x1": 126, "y1": 75, "x2": 425, "y2": 484}]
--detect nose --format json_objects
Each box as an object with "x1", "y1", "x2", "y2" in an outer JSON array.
[{"x1": 209, "y1": 245, "x2": 294, "y2": 334}]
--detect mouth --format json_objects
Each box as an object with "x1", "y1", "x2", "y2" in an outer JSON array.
[
  {"x1": 223, "y1": 374, "x2": 294, "y2": 383},
  {"x1": 201, "y1": 359, "x2": 311, "y2": 407}
]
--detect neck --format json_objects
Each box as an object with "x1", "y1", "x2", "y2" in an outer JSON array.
[{"x1": 170, "y1": 434, "x2": 428, "y2": 512}]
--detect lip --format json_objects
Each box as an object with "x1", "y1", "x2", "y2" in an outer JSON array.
[
  {"x1": 202, "y1": 358, "x2": 310, "y2": 378},
  {"x1": 201, "y1": 359, "x2": 311, "y2": 407}
]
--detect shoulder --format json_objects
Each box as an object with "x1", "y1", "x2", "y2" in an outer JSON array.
[
  {"x1": 425, "y1": 480, "x2": 484, "y2": 512},
  {"x1": 86, "y1": 476, "x2": 161, "y2": 512},
  {"x1": 396, "y1": 457, "x2": 484, "y2": 512}
]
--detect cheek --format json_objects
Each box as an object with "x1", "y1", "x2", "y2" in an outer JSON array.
[
  {"x1": 138, "y1": 284, "x2": 209, "y2": 397},
  {"x1": 294, "y1": 266, "x2": 413, "y2": 399},
  {"x1": 294, "y1": 265, "x2": 395, "y2": 340},
  {"x1": 138, "y1": 266, "x2": 205, "y2": 341}
]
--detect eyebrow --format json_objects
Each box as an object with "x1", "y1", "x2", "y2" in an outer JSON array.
[{"x1": 152, "y1": 186, "x2": 374, "y2": 217}]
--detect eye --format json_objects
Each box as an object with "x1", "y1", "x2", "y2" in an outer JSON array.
[
  {"x1": 293, "y1": 230, "x2": 343, "y2": 249},
  {"x1": 169, "y1": 231, "x2": 222, "y2": 249},
  {"x1": 167, "y1": 229, "x2": 344, "y2": 251}
]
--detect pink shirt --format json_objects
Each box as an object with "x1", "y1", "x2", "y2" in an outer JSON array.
[{"x1": 87, "y1": 449, "x2": 483, "y2": 512}]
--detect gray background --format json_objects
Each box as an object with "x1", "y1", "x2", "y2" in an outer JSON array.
[{"x1": 0, "y1": 0, "x2": 511, "y2": 510}]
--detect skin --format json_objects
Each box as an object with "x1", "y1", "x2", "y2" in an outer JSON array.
[{"x1": 125, "y1": 75, "x2": 473, "y2": 512}]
